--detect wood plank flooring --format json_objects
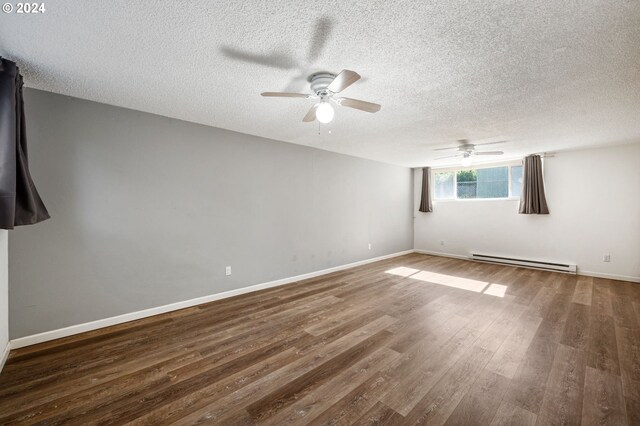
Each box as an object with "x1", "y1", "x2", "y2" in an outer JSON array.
[{"x1": 1, "y1": 253, "x2": 639, "y2": 425}]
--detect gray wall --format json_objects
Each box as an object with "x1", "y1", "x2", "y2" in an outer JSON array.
[{"x1": 9, "y1": 89, "x2": 413, "y2": 339}]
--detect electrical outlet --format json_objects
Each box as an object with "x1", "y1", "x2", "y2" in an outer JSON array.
[
  {"x1": 368, "y1": 243, "x2": 372, "y2": 250},
  {"x1": 603, "y1": 255, "x2": 611, "y2": 263},
  {"x1": 225, "y1": 266, "x2": 232, "y2": 276}
]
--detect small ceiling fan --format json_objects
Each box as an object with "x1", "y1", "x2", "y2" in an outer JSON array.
[
  {"x1": 434, "y1": 139, "x2": 506, "y2": 166},
  {"x1": 261, "y1": 69, "x2": 381, "y2": 124}
]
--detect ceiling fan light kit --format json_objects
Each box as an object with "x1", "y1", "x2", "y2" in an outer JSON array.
[
  {"x1": 316, "y1": 102, "x2": 334, "y2": 123},
  {"x1": 261, "y1": 69, "x2": 381, "y2": 124}
]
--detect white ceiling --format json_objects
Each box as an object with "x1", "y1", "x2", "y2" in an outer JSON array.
[{"x1": 1, "y1": 0, "x2": 639, "y2": 167}]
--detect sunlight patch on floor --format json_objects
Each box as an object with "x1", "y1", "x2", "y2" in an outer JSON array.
[
  {"x1": 385, "y1": 266, "x2": 420, "y2": 277},
  {"x1": 410, "y1": 270, "x2": 489, "y2": 293},
  {"x1": 388, "y1": 266, "x2": 508, "y2": 297},
  {"x1": 482, "y1": 283, "x2": 508, "y2": 298}
]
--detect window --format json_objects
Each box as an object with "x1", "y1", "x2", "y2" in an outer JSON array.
[
  {"x1": 433, "y1": 163, "x2": 523, "y2": 200},
  {"x1": 434, "y1": 171, "x2": 455, "y2": 199},
  {"x1": 511, "y1": 165, "x2": 523, "y2": 197}
]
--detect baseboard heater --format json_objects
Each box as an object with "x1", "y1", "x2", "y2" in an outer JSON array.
[{"x1": 470, "y1": 253, "x2": 577, "y2": 274}]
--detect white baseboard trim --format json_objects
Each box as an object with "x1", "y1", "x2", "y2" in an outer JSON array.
[
  {"x1": 577, "y1": 270, "x2": 640, "y2": 283},
  {"x1": 413, "y1": 249, "x2": 469, "y2": 260},
  {"x1": 9, "y1": 250, "x2": 414, "y2": 350},
  {"x1": 413, "y1": 249, "x2": 640, "y2": 283},
  {"x1": 0, "y1": 341, "x2": 9, "y2": 373}
]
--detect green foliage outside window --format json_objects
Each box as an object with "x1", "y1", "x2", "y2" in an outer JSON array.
[
  {"x1": 456, "y1": 170, "x2": 477, "y2": 198},
  {"x1": 435, "y1": 165, "x2": 521, "y2": 200}
]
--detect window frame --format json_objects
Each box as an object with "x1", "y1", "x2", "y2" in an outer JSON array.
[{"x1": 432, "y1": 160, "x2": 523, "y2": 202}]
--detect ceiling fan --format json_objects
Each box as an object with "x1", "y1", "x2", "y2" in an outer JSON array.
[
  {"x1": 434, "y1": 139, "x2": 506, "y2": 166},
  {"x1": 261, "y1": 69, "x2": 381, "y2": 124}
]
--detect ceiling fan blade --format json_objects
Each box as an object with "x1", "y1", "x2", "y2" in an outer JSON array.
[
  {"x1": 220, "y1": 47, "x2": 297, "y2": 70},
  {"x1": 434, "y1": 139, "x2": 475, "y2": 151},
  {"x1": 435, "y1": 154, "x2": 462, "y2": 160},
  {"x1": 474, "y1": 151, "x2": 504, "y2": 155},
  {"x1": 327, "y1": 69, "x2": 361, "y2": 93},
  {"x1": 336, "y1": 97, "x2": 381, "y2": 113},
  {"x1": 303, "y1": 104, "x2": 319, "y2": 122},
  {"x1": 261, "y1": 92, "x2": 313, "y2": 98},
  {"x1": 307, "y1": 16, "x2": 333, "y2": 62},
  {"x1": 474, "y1": 140, "x2": 507, "y2": 146}
]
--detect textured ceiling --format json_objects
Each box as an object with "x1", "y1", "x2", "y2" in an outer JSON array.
[{"x1": 1, "y1": 0, "x2": 639, "y2": 167}]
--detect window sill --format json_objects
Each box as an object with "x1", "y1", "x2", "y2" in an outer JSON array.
[{"x1": 434, "y1": 197, "x2": 520, "y2": 203}]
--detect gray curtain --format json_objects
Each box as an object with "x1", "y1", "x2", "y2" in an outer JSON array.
[
  {"x1": 419, "y1": 167, "x2": 433, "y2": 213},
  {"x1": 518, "y1": 154, "x2": 549, "y2": 214},
  {"x1": 0, "y1": 57, "x2": 50, "y2": 229}
]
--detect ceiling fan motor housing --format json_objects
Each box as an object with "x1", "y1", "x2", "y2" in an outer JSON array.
[{"x1": 309, "y1": 72, "x2": 337, "y2": 96}]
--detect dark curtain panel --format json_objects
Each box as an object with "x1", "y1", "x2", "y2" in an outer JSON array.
[
  {"x1": 518, "y1": 154, "x2": 549, "y2": 215},
  {"x1": 419, "y1": 167, "x2": 433, "y2": 213},
  {"x1": 0, "y1": 57, "x2": 50, "y2": 229}
]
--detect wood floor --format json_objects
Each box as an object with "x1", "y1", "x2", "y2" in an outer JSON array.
[{"x1": 1, "y1": 253, "x2": 639, "y2": 425}]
